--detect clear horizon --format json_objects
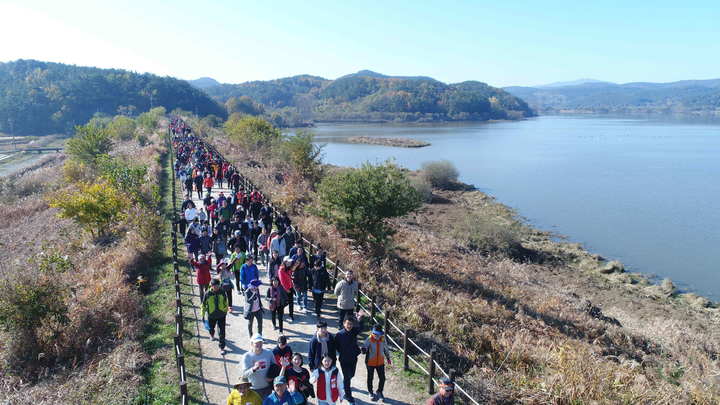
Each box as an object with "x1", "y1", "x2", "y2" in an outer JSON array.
[{"x1": 1, "y1": 1, "x2": 718, "y2": 88}]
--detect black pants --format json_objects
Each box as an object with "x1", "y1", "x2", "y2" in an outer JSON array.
[
  {"x1": 312, "y1": 292, "x2": 325, "y2": 317},
  {"x1": 340, "y1": 358, "x2": 358, "y2": 401},
  {"x1": 205, "y1": 186, "x2": 212, "y2": 195},
  {"x1": 286, "y1": 289, "x2": 295, "y2": 320},
  {"x1": 208, "y1": 316, "x2": 226, "y2": 349},
  {"x1": 366, "y1": 364, "x2": 386, "y2": 394},
  {"x1": 178, "y1": 218, "x2": 187, "y2": 236},
  {"x1": 224, "y1": 287, "x2": 233, "y2": 309},
  {"x1": 233, "y1": 270, "x2": 241, "y2": 293},
  {"x1": 247, "y1": 310, "x2": 263, "y2": 336},
  {"x1": 271, "y1": 305, "x2": 285, "y2": 333},
  {"x1": 338, "y1": 308, "x2": 353, "y2": 328},
  {"x1": 195, "y1": 185, "x2": 202, "y2": 199}
]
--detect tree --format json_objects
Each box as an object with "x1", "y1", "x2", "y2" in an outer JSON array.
[
  {"x1": 48, "y1": 181, "x2": 128, "y2": 238},
  {"x1": 314, "y1": 161, "x2": 421, "y2": 254},
  {"x1": 106, "y1": 115, "x2": 137, "y2": 140},
  {"x1": 421, "y1": 160, "x2": 459, "y2": 189},
  {"x1": 224, "y1": 115, "x2": 281, "y2": 150},
  {"x1": 65, "y1": 123, "x2": 113, "y2": 166},
  {"x1": 226, "y1": 96, "x2": 264, "y2": 116},
  {"x1": 95, "y1": 155, "x2": 148, "y2": 203},
  {"x1": 279, "y1": 131, "x2": 324, "y2": 182}
]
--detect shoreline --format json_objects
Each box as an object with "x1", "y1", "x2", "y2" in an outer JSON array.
[
  {"x1": 426, "y1": 178, "x2": 718, "y2": 308},
  {"x1": 345, "y1": 136, "x2": 430, "y2": 148}
]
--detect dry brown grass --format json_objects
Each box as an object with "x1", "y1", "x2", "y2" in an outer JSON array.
[{"x1": 0, "y1": 135, "x2": 167, "y2": 404}]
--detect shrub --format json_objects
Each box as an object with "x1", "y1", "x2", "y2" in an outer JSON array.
[
  {"x1": 0, "y1": 271, "x2": 69, "y2": 376},
  {"x1": 62, "y1": 159, "x2": 90, "y2": 183},
  {"x1": 410, "y1": 178, "x2": 433, "y2": 203},
  {"x1": 279, "y1": 131, "x2": 324, "y2": 182},
  {"x1": 224, "y1": 115, "x2": 281, "y2": 150},
  {"x1": 451, "y1": 215, "x2": 524, "y2": 259},
  {"x1": 136, "y1": 112, "x2": 158, "y2": 131},
  {"x1": 95, "y1": 155, "x2": 148, "y2": 203},
  {"x1": 421, "y1": 160, "x2": 459, "y2": 189},
  {"x1": 107, "y1": 116, "x2": 137, "y2": 140},
  {"x1": 314, "y1": 161, "x2": 421, "y2": 254},
  {"x1": 65, "y1": 124, "x2": 113, "y2": 166},
  {"x1": 48, "y1": 181, "x2": 128, "y2": 238},
  {"x1": 136, "y1": 133, "x2": 149, "y2": 146}
]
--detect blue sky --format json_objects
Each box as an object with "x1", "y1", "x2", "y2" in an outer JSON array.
[{"x1": 0, "y1": 0, "x2": 718, "y2": 87}]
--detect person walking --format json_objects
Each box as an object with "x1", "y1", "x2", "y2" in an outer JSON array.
[
  {"x1": 267, "y1": 277, "x2": 289, "y2": 333},
  {"x1": 283, "y1": 353, "x2": 314, "y2": 401},
  {"x1": 244, "y1": 279, "x2": 264, "y2": 336},
  {"x1": 241, "y1": 334, "x2": 275, "y2": 399},
  {"x1": 240, "y1": 255, "x2": 260, "y2": 291},
  {"x1": 262, "y1": 376, "x2": 305, "y2": 405},
  {"x1": 191, "y1": 254, "x2": 212, "y2": 302},
  {"x1": 425, "y1": 377, "x2": 455, "y2": 405},
  {"x1": 333, "y1": 270, "x2": 359, "y2": 328},
  {"x1": 309, "y1": 261, "x2": 330, "y2": 318},
  {"x1": 310, "y1": 355, "x2": 345, "y2": 405},
  {"x1": 226, "y1": 376, "x2": 262, "y2": 405},
  {"x1": 203, "y1": 172, "x2": 215, "y2": 195},
  {"x1": 363, "y1": 325, "x2": 392, "y2": 402},
  {"x1": 228, "y1": 246, "x2": 246, "y2": 296},
  {"x1": 201, "y1": 279, "x2": 229, "y2": 355},
  {"x1": 218, "y1": 261, "x2": 235, "y2": 312},
  {"x1": 335, "y1": 311, "x2": 367, "y2": 404},
  {"x1": 272, "y1": 335, "x2": 293, "y2": 367},
  {"x1": 291, "y1": 247, "x2": 309, "y2": 312},
  {"x1": 278, "y1": 257, "x2": 295, "y2": 321},
  {"x1": 308, "y1": 321, "x2": 337, "y2": 371}
]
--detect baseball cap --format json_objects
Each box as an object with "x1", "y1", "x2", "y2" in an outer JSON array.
[
  {"x1": 250, "y1": 333, "x2": 264, "y2": 343},
  {"x1": 273, "y1": 376, "x2": 287, "y2": 386}
]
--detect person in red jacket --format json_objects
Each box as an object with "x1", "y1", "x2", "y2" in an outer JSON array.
[
  {"x1": 278, "y1": 257, "x2": 295, "y2": 322},
  {"x1": 191, "y1": 254, "x2": 212, "y2": 301},
  {"x1": 203, "y1": 173, "x2": 215, "y2": 195}
]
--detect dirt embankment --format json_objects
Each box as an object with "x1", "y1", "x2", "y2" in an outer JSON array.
[{"x1": 210, "y1": 133, "x2": 720, "y2": 404}]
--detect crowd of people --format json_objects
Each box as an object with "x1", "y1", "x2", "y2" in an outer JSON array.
[{"x1": 170, "y1": 118, "x2": 456, "y2": 405}]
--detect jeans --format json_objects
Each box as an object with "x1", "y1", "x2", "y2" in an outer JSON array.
[
  {"x1": 367, "y1": 364, "x2": 386, "y2": 394},
  {"x1": 340, "y1": 358, "x2": 358, "y2": 401},
  {"x1": 208, "y1": 316, "x2": 226, "y2": 349},
  {"x1": 312, "y1": 291, "x2": 325, "y2": 317},
  {"x1": 247, "y1": 310, "x2": 263, "y2": 336},
  {"x1": 296, "y1": 289, "x2": 308, "y2": 309}
]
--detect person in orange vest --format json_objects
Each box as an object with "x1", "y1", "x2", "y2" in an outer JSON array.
[
  {"x1": 203, "y1": 173, "x2": 215, "y2": 195},
  {"x1": 310, "y1": 355, "x2": 345, "y2": 405},
  {"x1": 362, "y1": 324, "x2": 391, "y2": 402}
]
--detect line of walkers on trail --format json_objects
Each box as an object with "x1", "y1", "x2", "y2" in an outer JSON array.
[{"x1": 170, "y1": 118, "x2": 454, "y2": 405}]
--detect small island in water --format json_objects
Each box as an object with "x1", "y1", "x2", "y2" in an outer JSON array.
[{"x1": 346, "y1": 136, "x2": 430, "y2": 148}]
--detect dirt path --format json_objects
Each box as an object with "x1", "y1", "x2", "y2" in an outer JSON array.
[{"x1": 183, "y1": 183, "x2": 424, "y2": 405}]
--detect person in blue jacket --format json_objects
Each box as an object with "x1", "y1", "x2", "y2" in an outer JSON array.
[
  {"x1": 240, "y1": 255, "x2": 259, "y2": 290},
  {"x1": 262, "y1": 376, "x2": 305, "y2": 405}
]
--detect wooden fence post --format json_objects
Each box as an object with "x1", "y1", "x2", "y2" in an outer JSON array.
[
  {"x1": 370, "y1": 297, "x2": 376, "y2": 321},
  {"x1": 403, "y1": 329, "x2": 410, "y2": 371},
  {"x1": 356, "y1": 283, "x2": 361, "y2": 311},
  {"x1": 332, "y1": 263, "x2": 339, "y2": 289},
  {"x1": 429, "y1": 347, "x2": 437, "y2": 395},
  {"x1": 450, "y1": 368, "x2": 456, "y2": 382}
]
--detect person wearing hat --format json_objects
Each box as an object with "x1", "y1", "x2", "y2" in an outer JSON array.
[
  {"x1": 244, "y1": 279, "x2": 264, "y2": 336},
  {"x1": 425, "y1": 377, "x2": 455, "y2": 405},
  {"x1": 362, "y1": 324, "x2": 392, "y2": 402},
  {"x1": 218, "y1": 261, "x2": 234, "y2": 312},
  {"x1": 241, "y1": 334, "x2": 275, "y2": 399},
  {"x1": 226, "y1": 376, "x2": 262, "y2": 405},
  {"x1": 262, "y1": 376, "x2": 305, "y2": 405},
  {"x1": 228, "y1": 245, "x2": 246, "y2": 297},
  {"x1": 278, "y1": 256, "x2": 295, "y2": 321},
  {"x1": 201, "y1": 278, "x2": 229, "y2": 355},
  {"x1": 308, "y1": 321, "x2": 337, "y2": 371}
]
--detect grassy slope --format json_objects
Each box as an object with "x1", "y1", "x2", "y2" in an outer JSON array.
[{"x1": 134, "y1": 133, "x2": 203, "y2": 404}]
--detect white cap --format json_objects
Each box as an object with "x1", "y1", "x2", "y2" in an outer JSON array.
[{"x1": 250, "y1": 333, "x2": 264, "y2": 343}]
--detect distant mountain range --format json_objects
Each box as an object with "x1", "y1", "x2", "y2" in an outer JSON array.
[
  {"x1": 504, "y1": 78, "x2": 720, "y2": 114},
  {"x1": 189, "y1": 70, "x2": 534, "y2": 126},
  {"x1": 188, "y1": 77, "x2": 221, "y2": 89}
]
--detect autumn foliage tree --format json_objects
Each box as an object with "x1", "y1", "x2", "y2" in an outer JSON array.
[{"x1": 49, "y1": 181, "x2": 128, "y2": 238}]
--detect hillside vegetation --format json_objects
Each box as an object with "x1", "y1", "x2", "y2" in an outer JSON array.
[
  {"x1": 0, "y1": 59, "x2": 226, "y2": 136},
  {"x1": 198, "y1": 70, "x2": 534, "y2": 125},
  {"x1": 505, "y1": 79, "x2": 720, "y2": 114}
]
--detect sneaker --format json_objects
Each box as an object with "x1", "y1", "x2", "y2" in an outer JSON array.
[
  {"x1": 371, "y1": 392, "x2": 379, "y2": 401},
  {"x1": 378, "y1": 392, "x2": 385, "y2": 402},
  {"x1": 220, "y1": 348, "x2": 226, "y2": 355}
]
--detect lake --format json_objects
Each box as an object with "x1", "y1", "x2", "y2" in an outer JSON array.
[{"x1": 309, "y1": 116, "x2": 720, "y2": 300}]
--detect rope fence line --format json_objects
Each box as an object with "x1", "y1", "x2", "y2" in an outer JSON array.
[
  {"x1": 167, "y1": 132, "x2": 189, "y2": 405},
  {"x1": 176, "y1": 122, "x2": 481, "y2": 405}
]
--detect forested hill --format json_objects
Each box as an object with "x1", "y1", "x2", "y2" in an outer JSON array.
[
  {"x1": 0, "y1": 60, "x2": 226, "y2": 135},
  {"x1": 196, "y1": 70, "x2": 534, "y2": 125},
  {"x1": 504, "y1": 79, "x2": 720, "y2": 114}
]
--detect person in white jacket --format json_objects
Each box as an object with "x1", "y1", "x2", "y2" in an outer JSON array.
[{"x1": 310, "y1": 355, "x2": 345, "y2": 405}]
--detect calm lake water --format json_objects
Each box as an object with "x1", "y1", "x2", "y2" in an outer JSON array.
[{"x1": 309, "y1": 116, "x2": 720, "y2": 300}]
